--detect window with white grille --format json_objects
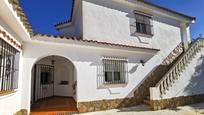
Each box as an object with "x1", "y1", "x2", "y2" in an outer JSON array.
[
  {"x1": 102, "y1": 57, "x2": 128, "y2": 84},
  {"x1": 0, "y1": 38, "x2": 19, "y2": 92}
]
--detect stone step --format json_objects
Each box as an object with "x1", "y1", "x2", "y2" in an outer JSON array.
[
  {"x1": 56, "y1": 111, "x2": 79, "y2": 115},
  {"x1": 143, "y1": 99, "x2": 150, "y2": 106},
  {"x1": 30, "y1": 111, "x2": 79, "y2": 115}
]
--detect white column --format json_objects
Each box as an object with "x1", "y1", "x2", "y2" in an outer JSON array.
[{"x1": 181, "y1": 23, "x2": 191, "y2": 51}]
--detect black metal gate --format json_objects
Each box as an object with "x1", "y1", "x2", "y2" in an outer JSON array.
[{"x1": 33, "y1": 64, "x2": 54, "y2": 102}]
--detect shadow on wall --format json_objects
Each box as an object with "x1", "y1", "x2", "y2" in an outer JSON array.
[
  {"x1": 183, "y1": 54, "x2": 204, "y2": 96},
  {"x1": 115, "y1": 54, "x2": 204, "y2": 112},
  {"x1": 95, "y1": 60, "x2": 140, "y2": 90},
  {"x1": 88, "y1": 53, "x2": 150, "y2": 90}
]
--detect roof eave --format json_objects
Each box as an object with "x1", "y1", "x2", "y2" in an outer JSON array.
[
  {"x1": 8, "y1": 0, "x2": 33, "y2": 37},
  {"x1": 54, "y1": 21, "x2": 73, "y2": 30},
  {"x1": 32, "y1": 33, "x2": 160, "y2": 52},
  {"x1": 54, "y1": 0, "x2": 75, "y2": 29},
  {"x1": 138, "y1": 0, "x2": 196, "y2": 21}
]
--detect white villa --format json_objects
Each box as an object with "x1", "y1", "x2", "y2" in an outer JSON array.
[{"x1": 0, "y1": 0, "x2": 204, "y2": 115}]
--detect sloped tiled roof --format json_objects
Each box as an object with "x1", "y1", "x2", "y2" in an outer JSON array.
[
  {"x1": 0, "y1": 28, "x2": 23, "y2": 49},
  {"x1": 54, "y1": 0, "x2": 75, "y2": 28},
  {"x1": 33, "y1": 33, "x2": 160, "y2": 51},
  {"x1": 9, "y1": 0, "x2": 33, "y2": 36}
]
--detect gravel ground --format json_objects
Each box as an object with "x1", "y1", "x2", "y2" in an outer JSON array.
[{"x1": 80, "y1": 103, "x2": 204, "y2": 115}]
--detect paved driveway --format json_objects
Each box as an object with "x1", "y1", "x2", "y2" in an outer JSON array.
[{"x1": 80, "y1": 103, "x2": 204, "y2": 115}]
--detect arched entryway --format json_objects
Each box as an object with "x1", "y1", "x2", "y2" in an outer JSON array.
[{"x1": 30, "y1": 55, "x2": 78, "y2": 114}]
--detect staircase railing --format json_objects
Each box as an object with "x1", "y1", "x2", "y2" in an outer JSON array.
[
  {"x1": 134, "y1": 42, "x2": 183, "y2": 103},
  {"x1": 150, "y1": 38, "x2": 204, "y2": 100}
]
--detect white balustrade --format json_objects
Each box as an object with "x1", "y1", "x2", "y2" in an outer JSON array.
[{"x1": 150, "y1": 39, "x2": 204, "y2": 100}]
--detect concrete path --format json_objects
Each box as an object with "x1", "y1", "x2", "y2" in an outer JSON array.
[{"x1": 80, "y1": 103, "x2": 204, "y2": 115}]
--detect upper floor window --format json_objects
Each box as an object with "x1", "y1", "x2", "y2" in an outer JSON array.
[
  {"x1": 102, "y1": 57, "x2": 128, "y2": 84},
  {"x1": 135, "y1": 11, "x2": 153, "y2": 35}
]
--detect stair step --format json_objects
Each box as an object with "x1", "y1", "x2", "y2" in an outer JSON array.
[
  {"x1": 144, "y1": 99, "x2": 150, "y2": 105},
  {"x1": 56, "y1": 111, "x2": 79, "y2": 115}
]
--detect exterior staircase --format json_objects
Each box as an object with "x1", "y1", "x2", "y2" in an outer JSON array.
[
  {"x1": 145, "y1": 38, "x2": 204, "y2": 109},
  {"x1": 134, "y1": 42, "x2": 184, "y2": 104},
  {"x1": 149, "y1": 38, "x2": 204, "y2": 99}
]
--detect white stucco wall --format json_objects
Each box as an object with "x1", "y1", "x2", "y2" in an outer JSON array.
[
  {"x1": 82, "y1": 0, "x2": 181, "y2": 49},
  {"x1": 0, "y1": 4, "x2": 31, "y2": 113},
  {"x1": 82, "y1": 0, "x2": 183, "y2": 69},
  {"x1": 0, "y1": 2, "x2": 27, "y2": 113},
  {"x1": 20, "y1": 1, "x2": 191, "y2": 112},
  {"x1": 162, "y1": 48, "x2": 204, "y2": 99},
  {"x1": 0, "y1": 27, "x2": 22, "y2": 115},
  {"x1": 0, "y1": 53, "x2": 22, "y2": 115},
  {"x1": 0, "y1": 52, "x2": 21, "y2": 115},
  {"x1": 54, "y1": 59, "x2": 74, "y2": 97},
  {"x1": 0, "y1": 0, "x2": 195, "y2": 114},
  {"x1": 0, "y1": 93, "x2": 21, "y2": 115},
  {"x1": 20, "y1": 38, "x2": 156, "y2": 110}
]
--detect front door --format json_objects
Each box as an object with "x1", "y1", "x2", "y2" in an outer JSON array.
[{"x1": 33, "y1": 64, "x2": 54, "y2": 102}]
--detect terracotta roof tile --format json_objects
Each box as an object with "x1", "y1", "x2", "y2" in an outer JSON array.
[
  {"x1": 33, "y1": 33, "x2": 160, "y2": 51},
  {"x1": 9, "y1": 0, "x2": 33, "y2": 36},
  {"x1": 0, "y1": 28, "x2": 23, "y2": 49},
  {"x1": 54, "y1": 0, "x2": 75, "y2": 27}
]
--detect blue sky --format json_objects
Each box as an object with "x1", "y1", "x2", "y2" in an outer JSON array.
[
  {"x1": 19, "y1": 0, "x2": 73, "y2": 35},
  {"x1": 19, "y1": 0, "x2": 203, "y2": 39},
  {"x1": 146, "y1": 0, "x2": 204, "y2": 39}
]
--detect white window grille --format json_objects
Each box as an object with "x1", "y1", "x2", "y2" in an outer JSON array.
[
  {"x1": 0, "y1": 38, "x2": 19, "y2": 92},
  {"x1": 102, "y1": 57, "x2": 128, "y2": 84}
]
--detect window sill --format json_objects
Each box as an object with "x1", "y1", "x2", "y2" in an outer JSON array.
[
  {"x1": 99, "y1": 83, "x2": 128, "y2": 89},
  {"x1": 133, "y1": 32, "x2": 154, "y2": 38},
  {"x1": 0, "y1": 90, "x2": 17, "y2": 96}
]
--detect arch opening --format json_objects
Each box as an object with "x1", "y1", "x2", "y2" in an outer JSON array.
[{"x1": 30, "y1": 55, "x2": 78, "y2": 114}]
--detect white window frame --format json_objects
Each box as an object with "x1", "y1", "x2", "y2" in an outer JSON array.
[
  {"x1": 134, "y1": 11, "x2": 154, "y2": 36},
  {"x1": 102, "y1": 57, "x2": 128, "y2": 85}
]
